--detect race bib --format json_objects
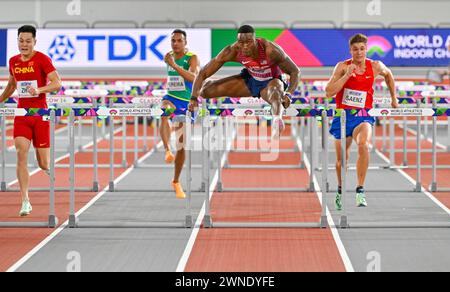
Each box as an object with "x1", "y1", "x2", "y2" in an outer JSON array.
[
  {"x1": 343, "y1": 88, "x2": 367, "y2": 108},
  {"x1": 17, "y1": 80, "x2": 39, "y2": 98},
  {"x1": 167, "y1": 76, "x2": 186, "y2": 91}
]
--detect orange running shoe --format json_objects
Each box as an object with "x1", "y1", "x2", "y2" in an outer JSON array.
[
  {"x1": 165, "y1": 150, "x2": 175, "y2": 164},
  {"x1": 172, "y1": 181, "x2": 186, "y2": 199}
]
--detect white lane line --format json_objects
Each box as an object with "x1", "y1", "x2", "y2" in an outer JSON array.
[
  {"x1": 293, "y1": 127, "x2": 355, "y2": 272},
  {"x1": 7, "y1": 144, "x2": 161, "y2": 272},
  {"x1": 375, "y1": 148, "x2": 450, "y2": 215}
]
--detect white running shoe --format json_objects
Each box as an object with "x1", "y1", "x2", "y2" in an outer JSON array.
[
  {"x1": 19, "y1": 200, "x2": 33, "y2": 217},
  {"x1": 271, "y1": 117, "x2": 285, "y2": 139}
]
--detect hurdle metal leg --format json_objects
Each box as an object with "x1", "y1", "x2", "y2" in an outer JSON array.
[
  {"x1": 308, "y1": 117, "x2": 316, "y2": 192},
  {"x1": 320, "y1": 110, "x2": 329, "y2": 228},
  {"x1": 217, "y1": 117, "x2": 224, "y2": 192},
  {"x1": 415, "y1": 104, "x2": 422, "y2": 192},
  {"x1": 109, "y1": 114, "x2": 115, "y2": 192},
  {"x1": 203, "y1": 114, "x2": 213, "y2": 228},
  {"x1": 200, "y1": 103, "x2": 208, "y2": 193},
  {"x1": 48, "y1": 110, "x2": 58, "y2": 227},
  {"x1": 300, "y1": 117, "x2": 306, "y2": 169},
  {"x1": 92, "y1": 98, "x2": 99, "y2": 192},
  {"x1": 185, "y1": 113, "x2": 193, "y2": 228},
  {"x1": 340, "y1": 111, "x2": 349, "y2": 229},
  {"x1": 372, "y1": 117, "x2": 377, "y2": 154},
  {"x1": 403, "y1": 117, "x2": 408, "y2": 166},
  {"x1": 122, "y1": 117, "x2": 127, "y2": 167},
  {"x1": 389, "y1": 117, "x2": 395, "y2": 166},
  {"x1": 447, "y1": 116, "x2": 450, "y2": 152},
  {"x1": 143, "y1": 116, "x2": 148, "y2": 152},
  {"x1": 69, "y1": 109, "x2": 78, "y2": 228},
  {"x1": 134, "y1": 116, "x2": 138, "y2": 166},
  {"x1": 92, "y1": 115, "x2": 99, "y2": 192},
  {"x1": 77, "y1": 116, "x2": 83, "y2": 152}
]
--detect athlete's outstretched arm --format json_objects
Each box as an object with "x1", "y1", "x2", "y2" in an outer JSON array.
[
  {"x1": 190, "y1": 45, "x2": 235, "y2": 99},
  {"x1": 0, "y1": 75, "x2": 17, "y2": 103},
  {"x1": 325, "y1": 62, "x2": 355, "y2": 98},
  {"x1": 374, "y1": 61, "x2": 398, "y2": 108},
  {"x1": 267, "y1": 42, "x2": 300, "y2": 95}
]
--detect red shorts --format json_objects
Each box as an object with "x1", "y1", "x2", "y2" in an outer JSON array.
[{"x1": 14, "y1": 117, "x2": 50, "y2": 148}]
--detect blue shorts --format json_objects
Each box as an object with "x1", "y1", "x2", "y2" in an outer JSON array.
[
  {"x1": 330, "y1": 110, "x2": 375, "y2": 139},
  {"x1": 240, "y1": 69, "x2": 288, "y2": 98},
  {"x1": 162, "y1": 95, "x2": 189, "y2": 116}
]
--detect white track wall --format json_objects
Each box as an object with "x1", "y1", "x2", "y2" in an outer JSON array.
[{"x1": 0, "y1": 0, "x2": 449, "y2": 28}]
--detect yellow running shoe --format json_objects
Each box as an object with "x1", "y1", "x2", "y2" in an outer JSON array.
[
  {"x1": 165, "y1": 150, "x2": 175, "y2": 164},
  {"x1": 172, "y1": 182, "x2": 186, "y2": 199}
]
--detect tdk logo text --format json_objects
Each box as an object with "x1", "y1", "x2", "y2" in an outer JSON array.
[
  {"x1": 50, "y1": 34, "x2": 168, "y2": 62},
  {"x1": 77, "y1": 35, "x2": 167, "y2": 61}
]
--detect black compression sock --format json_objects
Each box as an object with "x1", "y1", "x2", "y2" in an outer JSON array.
[{"x1": 356, "y1": 186, "x2": 364, "y2": 193}]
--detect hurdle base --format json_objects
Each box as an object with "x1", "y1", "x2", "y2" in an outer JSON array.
[
  {"x1": 204, "y1": 215, "x2": 213, "y2": 228},
  {"x1": 339, "y1": 216, "x2": 349, "y2": 229},
  {"x1": 320, "y1": 216, "x2": 328, "y2": 228},
  {"x1": 69, "y1": 215, "x2": 79, "y2": 228},
  {"x1": 93, "y1": 182, "x2": 100, "y2": 192},
  {"x1": 308, "y1": 182, "x2": 316, "y2": 192},
  {"x1": 216, "y1": 182, "x2": 223, "y2": 193},
  {"x1": 415, "y1": 183, "x2": 422, "y2": 192},
  {"x1": 48, "y1": 215, "x2": 58, "y2": 228},
  {"x1": 430, "y1": 183, "x2": 437, "y2": 192},
  {"x1": 185, "y1": 215, "x2": 194, "y2": 228}
]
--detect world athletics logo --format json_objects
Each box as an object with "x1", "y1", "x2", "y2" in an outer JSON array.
[{"x1": 367, "y1": 36, "x2": 393, "y2": 58}]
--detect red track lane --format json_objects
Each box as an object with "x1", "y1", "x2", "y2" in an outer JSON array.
[
  {"x1": 185, "y1": 229, "x2": 345, "y2": 272},
  {"x1": 0, "y1": 124, "x2": 156, "y2": 271},
  {"x1": 185, "y1": 125, "x2": 347, "y2": 272}
]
